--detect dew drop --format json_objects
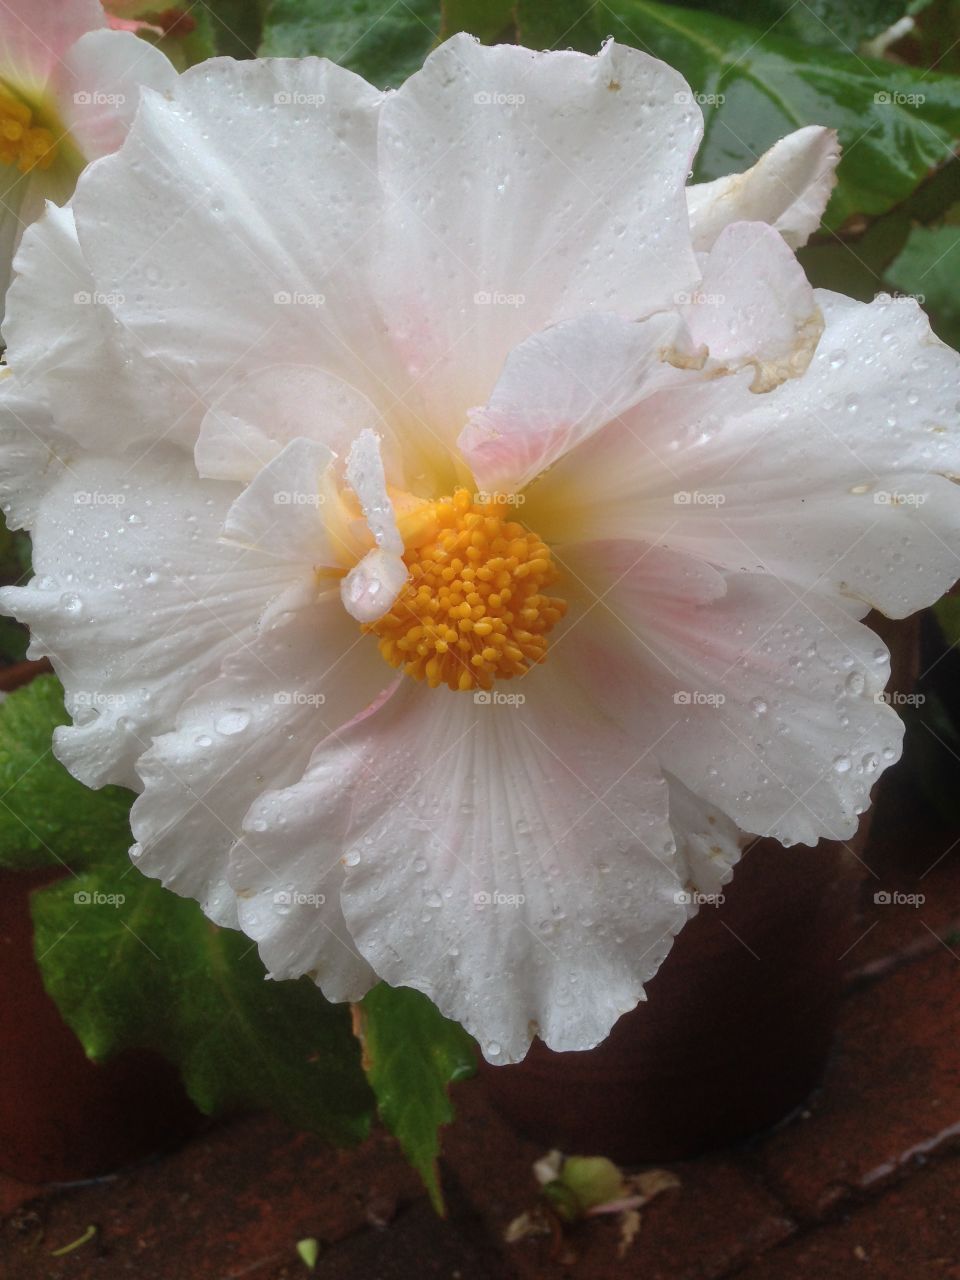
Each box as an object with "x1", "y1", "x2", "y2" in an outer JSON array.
[{"x1": 215, "y1": 708, "x2": 251, "y2": 735}]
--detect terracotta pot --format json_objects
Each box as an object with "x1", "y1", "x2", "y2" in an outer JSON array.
[
  {"x1": 0, "y1": 869, "x2": 199, "y2": 1186},
  {"x1": 478, "y1": 832, "x2": 867, "y2": 1164}
]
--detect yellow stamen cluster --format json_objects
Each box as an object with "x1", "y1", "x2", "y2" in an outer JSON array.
[
  {"x1": 368, "y1": 489, "x2": 567, "y2": 692},
  {"x1": 0, "y1": 90, "x2": 56, "y2": 172}
]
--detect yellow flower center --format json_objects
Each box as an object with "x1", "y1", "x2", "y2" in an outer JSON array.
[
  {"x1": 0, "y1": 88, "x2": 57, "y2": 172},
  {"x1": 367, "y1": 488, "x2": 567, "y2": 692}
]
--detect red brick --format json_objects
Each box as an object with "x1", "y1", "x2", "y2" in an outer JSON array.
[
  {"x1": 760, "y1": 946, "x2": 960, "y2": 1219},
  {"x1": 2, "y1": 1113, "x2": 425, "y2": 1280},
  {"x1": 735, "y1": 1155, "x2": 960, "y2": 1279},
  {"x1": 446, "y1": 1079, "x2": 794, "y2": 1280}
]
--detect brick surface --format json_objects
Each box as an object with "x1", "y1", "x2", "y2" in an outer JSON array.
[
  {"x1": 760, "y1": 946, "x2": 960, "y2": 1220},
  {"x1": 3, "y1": 1114, "x2": 425, "y2": 1280},
  {"x1": 447, "y1": 1080, "x2": 795, "y2": 1280},
  {"x1": 735, "y1": 1155, "x2": 960, "y2": 1280}
]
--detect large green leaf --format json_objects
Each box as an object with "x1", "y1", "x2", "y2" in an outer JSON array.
[
  {"x1": 886, "y1": 210, "x2": 960, "y2": 348},
  {"x1": 584, "y1": 0, "x2": 960, "y2": 227},
  {"x1": 515, "y1": 0, "x2": 602, "y2": 50},
  {"x1": 32, "y1": 856, "x2": 375, "y2": 1144},
  {"x1": 259, "y1": 0, "x2": 439, "y2": 86},
  {"x1": 0, "y1": 676, "x2": 134, "y2": 873},
  {"x1": 668, "y1": 0, "x2": 914, "y2": 51},
  {"x1": 441, "y1": 0, "x2": 515, "y2": 42},
  {"x1": 357, "y1": 984, "x2": 476, "y2": 1212}
]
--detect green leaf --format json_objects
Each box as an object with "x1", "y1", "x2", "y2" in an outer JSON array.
[
  {"x1": 0, "y1": 676, "x2": 134, "y2": 873},
  {"x1": 203, "y1": 0, "x2": 267, "y2": 59},
  {"x1": 259, "y1": 0, "x2": 440, "y2": 87},
  {"x1": 357, "y1": 984, "x2": 476, "y2": 1212},
  {"x1": 440, "y1": 0, "x2": 515, "y2": 42},
  {"x1": 886, "y1": 211, "x2": 960, "y2": 348},
  {"x1": 595, "y1": 0, "x2": 960, "y2": 228},
  {"x1": 515, "y1": 0, "x2": 602, "y2": 51},
  {"x1": 667, "y1": 0, "x2": 913, "y2": 51},
  {"x1": 32, "y1": 857, "x2": 375, "y2": 1144}
]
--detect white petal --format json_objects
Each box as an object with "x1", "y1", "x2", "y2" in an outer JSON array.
[
  {"x1": 543, "y1": 292, "x2": 960, "y2": 618},
  {"x1": 376, "y1": 34, "x2": 702, "y2": 433},
  {"x1": 130, "y1": 588, "x2": 388, "y2": 927},
  {"x1": 0, "y1": 377, "x2": 68, "y2": 528},
  {"x1": 72, "y1": 57, "x2": 393, "y2": 406},
  {"x1": 458, "y1": 311, "x2": 700, "y2": 495},
  {"x1": 0, "y1": 0, "x2": 104, "y2": 82},
  {"x1": 259, "y1": 675, "x2": 690, "y2": 1062},
  {"x1": 59, "y1": 30, "x2": 178, "y2": 161},
  {"x1": 340, "y1": 548, "x2": 409, "y2": 624},
  {"x1": 345, "y1": 428, "x2": 402, "y2": 555},
  {"x1": 687, "y1": 126, "x2": 840, "y2": 251},
  {"x1": 222, "y1": 437, "x2": 341, "y2": 567},
  {"x1": 666, "y1": 773, "x2": 744, "y2": 900},
  {"x1": 0, "y1": 450, "x2": 289, "y2": 789},
  {"x1": 559, "y1": 543, "x2": 903, "y2": 846},
  {"x1": 230, "y1": 777, "x2": 381, "y2": 1000},
  {"x1": 682, "y1": 221, "x2": 822, "y2": 391},
  {"x1": 195, "y1": 364, "x2": 384, "y2": 485},
  {"x1": 339, "y1": 428, "x2": 408, "y2": 622},
  {"x1": 4, "y1": 202, "x2": 199, "y2": 450}
]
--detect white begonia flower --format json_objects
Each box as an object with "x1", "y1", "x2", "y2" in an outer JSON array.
[
  {"x1": 0, "y1": 0, "x2": 176, "y2": 320},
  {"x1": 2, "y1": 36, "x2": 959, "y2": 1064}
]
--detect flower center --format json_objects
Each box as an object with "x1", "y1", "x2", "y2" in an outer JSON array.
[
  {"x1": 367, "y1": 488, "x2": 567, "y2": 692},
  {"x1": 0, "y1": 88, "x2": 57, "y2": 172}
]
